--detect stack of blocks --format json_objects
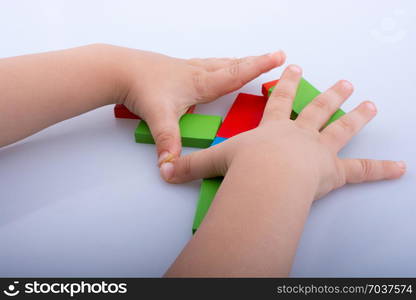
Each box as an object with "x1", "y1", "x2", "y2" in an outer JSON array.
[{"x1": 114, "y1": 78, "x2": 345, "y2": 234}]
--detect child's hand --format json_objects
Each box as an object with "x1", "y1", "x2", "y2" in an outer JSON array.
[
  {"x1": 161, "y1": 65, "x2": 405, "y2": 200},
  {"x1": 116, "y1": 47, "x2": 285, "y2": 164}
]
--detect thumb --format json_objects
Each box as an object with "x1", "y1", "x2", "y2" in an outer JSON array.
[
  {"x1": 146, "y1": 110, "x2": 182, "y2": 165},
  {"x1": 160, "y1": 145, "x2": 226, "y2": 183}
]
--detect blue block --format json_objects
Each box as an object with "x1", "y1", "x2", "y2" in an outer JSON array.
[{"x1": 210, "y1": 136, "x2": 227, "y2": 146}]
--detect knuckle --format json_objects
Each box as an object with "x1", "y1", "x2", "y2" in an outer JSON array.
[
  {"x1": 336, "y1": 117, "x2": 355, "y2": 134},
  {"x1": 192, "y1": 71, "x2": 220, "y2": 101},
  {"x1": 154, "y1": 130, "x2": 174, "y2": 147},
  {"x1": 382, "y1": 160, "x2": 391, "y2": 172},
  {"x1": 226, "y1": 59, "x2": 246, "y2": 88},
  {"x1": 228, "y1": 58, "x2": 242, "y2": 77},
  {"x1": 192, "y1": 71, "x2": 208, "y2": 98},
  {"x1": 266, "y1": 105, "x2": 284, "y2": 118},
  {"x1": 181, "y1": 154, "x2": 193, "y2": 177},
  {"x1": 358, "y1": 159, "x2": 373, "y2": 181},
  {"x1": 312, "y1": 96, "x2": 332, "y2": 113},
  {"x1": 271, "y1": 90, "x2": 293, "y2": 103},
  {"x1": 321, "y1": 128, "x2": 338, "y2": 143},
  {"x1": 321, "y1": 129, "x2": 346, "y2": 151}
]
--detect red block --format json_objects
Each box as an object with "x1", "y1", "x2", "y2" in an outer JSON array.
[
  {"x1": 186, "y1": 105, "x2": 196, "y2": 114},
  {"x1": 216, "y1": 93, "x2": 267, "y2": 139},
  {"x1": 261, "y1": 79, "x2": 279, "y2": 97},
  {"x1": 114, "y1": 104, "x2": 140, "y2": 119},
  {"x1": 114, "y1": 104, "x2": 196, "y2": 119}
]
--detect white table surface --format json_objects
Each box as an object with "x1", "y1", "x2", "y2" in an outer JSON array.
[{"x1": 0, "y1": 0, "x2": 415, "y2": 277}]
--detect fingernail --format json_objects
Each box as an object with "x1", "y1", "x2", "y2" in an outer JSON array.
[
  {"x1": 396, "y1": 161, "x2": 406, "y2": 170},
  {"x1": 160, "y1": 162, "x2": 174, "y2": 181},
  {"x1": 365, "y1": 101, "x2": 377, "y2": 113},
  {"x1": 158, "y1": 151, "x2": 174, "y2": 166},
  {"x1": 288, "y1": 64, "x2": 302, "y2": 73},
  {"x1": 268, "y1": 50, "x2": 286, "y2": 65},
  {"x1": 340, "y1": 80, "x2": 353, "y2": 91}
]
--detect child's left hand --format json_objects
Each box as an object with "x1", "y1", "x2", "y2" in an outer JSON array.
[
  {"x1": 114, "y1": 46, "x2": 285, "y2": 164},
  {"x1": 0, "y1": 44, "x2": 284, "y2": 154}
]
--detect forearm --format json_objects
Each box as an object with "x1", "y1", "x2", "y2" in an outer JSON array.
[
  {"x1": 165, "y1": 153, "x2": 316, "y2": 277},
  {"x1": 0, "y1": 44, "x2": 129, "y2": 147}
]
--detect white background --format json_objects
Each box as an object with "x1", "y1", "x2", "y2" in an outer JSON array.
[{"x1": 0, "y1": 0, "x2": 415, "y2": 277}]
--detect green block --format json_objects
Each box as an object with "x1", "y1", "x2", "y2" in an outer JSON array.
[
  {"x1": 192, "y1": 177, "x2": 223, "y2": 234},
  {"x1": 327, "y1": 109, "x2": 345, "y2": 125},
  {"x1": 290, "y1": 110, "x2": 298, "y2": 120},
  {"x1": 268, "y1": 78, "x2": 345, "y2": 125},
  {"x1": 135, "y1": 114, "x2": 222, "y2": 148}
]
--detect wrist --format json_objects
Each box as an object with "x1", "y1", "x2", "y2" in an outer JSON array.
[{"x1": 86, "y1": 43, "x2": 132, "y2": 105}]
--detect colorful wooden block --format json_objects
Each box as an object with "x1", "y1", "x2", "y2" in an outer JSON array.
[
  {"x1": 114, "y1": 104, "x2": 140, "y2": 119},
  {"x1": 114, "y1": 104, "x2": 196, "y2": 119},
  {"x1": 186, "y1": 105, "x2": 196, "y2": 114},
  {"x1": 192, "y1": 177, "x2": 223, "y2": 234},
  {"x1": 216, "y1": 93, "x2": 268, "y2": 139},
  {"x1": 263, "y1": 78, "x2": 345, "y2": 125},
  {"x1": 211, "y1": 136, "x2": 227, "y2": 146},
  {"x1": 135, "y1": 113, "x2": 222, "y2": 148},
  {"x1": 261, "y1": 79, "x2": 279, "y2": 97}
]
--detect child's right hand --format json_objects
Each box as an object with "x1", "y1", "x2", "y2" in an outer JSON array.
[{"x1": 160, "y1": 65, "x2": 405, "y2": 201}]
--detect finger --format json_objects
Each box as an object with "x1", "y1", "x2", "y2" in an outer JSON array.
[
  {"x1": 296, "y1": 80, "x2": 353, "y2": 130},
  {"x1": 261, "y1": 64, "x2": 302, "y2": 122},
  {"x1": 188, "y1": 58, "x2": 235, "y2": 72},
  {"x1": 159, "y1": 144, "x2": 226, "y2": 183},
  {"x1": 343, "y1": 159, "x2": 406, "y2": 184},
  {"x1": 146, "y1": 109, "x2": 182, "y2": 165},
  {"x1": 190, "y1": 51, "x2": 285, "y2": 72},
  {"x1": 321, "y1": 101, "x2": 377, "y2": 152},
  {"x1": 196, "y1": 51, "x2": 286, "y2": 101}
]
